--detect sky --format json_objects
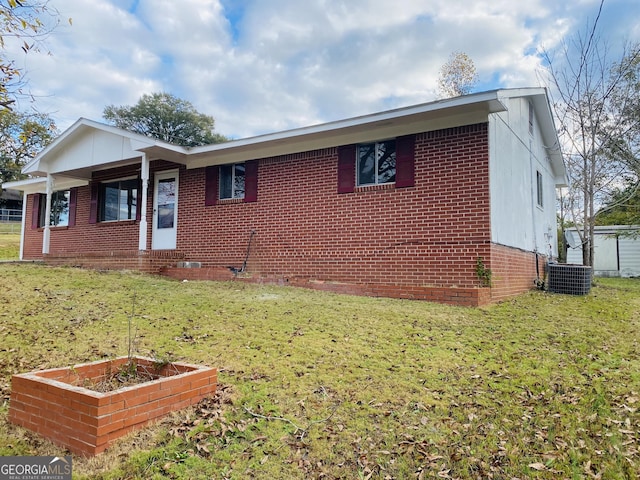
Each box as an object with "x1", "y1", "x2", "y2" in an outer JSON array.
[{"x1": 7, "y1": 0, "x2": 640, "y2": 140}]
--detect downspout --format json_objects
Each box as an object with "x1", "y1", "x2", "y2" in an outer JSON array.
[
  {"x1": 19, "y1": 192, "x2": 27, "y2": 260},
  {"x1": 529, "y1": 140, "x2": 539, "y2": 256},
  {"x1": 42, "y1": 175, "x2": 53, "y2": 255},
  {"x1": 529, "y1": 141, "x2": 544, "y2": 289},
  {"x1": 138, "y1": 153, "x2": 149, "y2": 251}
]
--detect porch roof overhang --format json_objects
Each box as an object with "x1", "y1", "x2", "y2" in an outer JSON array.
[
  {"x1": 1, "y1": 175, "x2": 93, "y2": 195},
  {"x1": 18, "y1": 118, "x2": 189, "y2": 181}
]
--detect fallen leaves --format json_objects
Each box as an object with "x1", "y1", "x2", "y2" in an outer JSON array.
[
  {"x1": 164, "y1": 384, "x2": 256, "y2": 462},
  {"x1": 1, "y1": 266, "x2": 639, "y2": 479}
]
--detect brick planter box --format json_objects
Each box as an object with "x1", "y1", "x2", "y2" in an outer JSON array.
[{"x1": 8, "y1": 356, "x2": 217, "y2": 456}]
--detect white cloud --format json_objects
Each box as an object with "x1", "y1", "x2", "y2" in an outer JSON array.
[{"x1": 4, "y1": 0, "x2": 639, "y2": 140}]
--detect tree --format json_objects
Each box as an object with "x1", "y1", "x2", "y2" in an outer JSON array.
[
  {"x1": 437, "y1": 51, "x2": 479, "y2": 98},
  {"x1": 0, "y1": 1, "x2": 66, "y2": 109},
  {"x1": 103, "y1": 92, "x2": 228, "y2": 147},
  {"x1": 0, "y1": 108, "x2": 57, "y2": 206},
  {"x1": 595, "y1": 45, "x2": 640, "y2": 229},
  {"x1": 596, "y1": 184, "x2": 640, "y2": 227},
  {"x1": 543, "y1": 0, "x2": 640, "y2": 266}
]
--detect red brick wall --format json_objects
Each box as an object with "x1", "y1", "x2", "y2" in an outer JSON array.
[
  {"x1": 175, "y1": 123, "x2": 493, "y2": 300},
  {"x1": 9, "y1": 357, "x2": 217, "y2": 456},
  {"x1": 22, "y1": 194, "x2": 44, "y2": 259},
  {"x1": 23, "y1": 166, "x2": 142, "y2": 260},
  {"x1": 22, "y1": 122, "x2": 543, "y2": 305},
  {"x1": 490, "y1": 243, "x2": 546, "y2": 302},
  {"x1": 23, "y1": 162, "x2": 183, "y2": 272}
]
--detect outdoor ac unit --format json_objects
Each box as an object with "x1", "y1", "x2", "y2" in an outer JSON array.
[{"x1": 547, "y1": 264, "x2": 592, "y2": 295}]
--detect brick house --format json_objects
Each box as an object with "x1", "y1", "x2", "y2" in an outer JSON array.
[{"x1": 2, "y1": 88, "x2": 567, "y2": 306}]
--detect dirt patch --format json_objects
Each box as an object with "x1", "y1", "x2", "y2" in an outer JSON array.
[{"x1": 81, "y1": 359, "x2": 171, "y2": 392}]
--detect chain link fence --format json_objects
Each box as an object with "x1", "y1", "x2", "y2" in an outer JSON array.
[{"x1": 0, "y1": 208, "x2": 22, "y2": 233}]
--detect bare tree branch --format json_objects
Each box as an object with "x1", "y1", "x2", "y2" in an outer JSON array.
[{"x1": 543, "y1": 0, "x2": 640, "y2": 266}]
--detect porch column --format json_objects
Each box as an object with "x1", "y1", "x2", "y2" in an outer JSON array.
[
  {"x1": 138, "y1": 153, "x2": 149, "y2": 251},
  {"x1": 42, "y1": 175, "x2": 53, "y2": 255},
  {"x1": 19, "y1": 192, "x2": 27, "y2": 260}
]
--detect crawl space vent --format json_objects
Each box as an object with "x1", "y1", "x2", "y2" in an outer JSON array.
[
  {"x1": 548, "y1": 264, "x2": 592, "y2": 295},
  {"x1": 177, "y1": 261, "x2": 202, "y2": 268}
]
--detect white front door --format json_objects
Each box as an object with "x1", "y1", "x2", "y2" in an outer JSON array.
[{"x1": 152, "y1": 170, "x2": 178, "y2": 250}]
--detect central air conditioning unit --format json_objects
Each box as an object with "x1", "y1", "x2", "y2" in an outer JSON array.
[{"x1": 547, "y1": 263, "x2": 592, "y2": 295}]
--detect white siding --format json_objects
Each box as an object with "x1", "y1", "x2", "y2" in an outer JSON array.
[
  {"x1": 489, "y1": 97, "x2": 559, "y2": 257},
  {"x1": 47, "y1": 130, "x2": 140, "y2": 173},
  {"x1": 566, "y1": 242, "x2": 582, "y2": 264},
  {"x1": 619, "y1": 236, "x2": 640, "y2": 277},
  {"x1": 594, "y1": 235, "x2": 618, "y2": 272}
]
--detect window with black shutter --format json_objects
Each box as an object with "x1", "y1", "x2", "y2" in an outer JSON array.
[{"x1": 337, "y1": 134, "x2": 415, "y2": 192}]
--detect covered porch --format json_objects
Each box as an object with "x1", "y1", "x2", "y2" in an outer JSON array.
[{"x1": 2, "y1": 118, "x2": 189, "y2": 263}]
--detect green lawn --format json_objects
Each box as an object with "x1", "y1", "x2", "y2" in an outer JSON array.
[
  {"x1": 0, "y1": 263, "x2": 638, "y2": 479},
  {"x1": 0, "y1": 233, "x2": 20, "y2": 260},
  {"x1": 0, "y1": 222, "x2": 21, "y2": 234}
]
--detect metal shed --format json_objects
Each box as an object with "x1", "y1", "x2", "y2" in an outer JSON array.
[{"x1": 566, "y1": 225, "x2": 640, "y2": 278}]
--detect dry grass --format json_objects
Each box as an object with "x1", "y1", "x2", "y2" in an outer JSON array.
[{"x1": 0, "y1": 263, "x2": 638, "y2": 479}]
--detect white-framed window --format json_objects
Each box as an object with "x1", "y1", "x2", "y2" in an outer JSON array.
[
  {"x1": 39, "y1": 190, "x2": 70, "y2": 227},
  {"x1": 99, "y1": 178, "x2": 138, "y2": 221},
  {"x1": 536, "y1": 170, "x2": 544, "y2": 207},
  {"x1": 357, "y1": 140, "x2": 396, "y2": 186},
  {"x1": 220, "y1": 163, "x2": 245, "y2": 199}
]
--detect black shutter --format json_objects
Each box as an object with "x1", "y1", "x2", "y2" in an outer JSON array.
[
  {"x1": 68, "y1": 188, "x2": 78, "y2": 227},
  {"x1": 31, "y1": 193, "x2": 42, "y2": 229},
  {"x1": 337, "y1": 145, "x2": 356, "y2": 194},
  {"x1": 205, "y1": 166, "x2": 218, "y2": 206},
  {"x1": 136, "y1": 180, "x2": 143, "y2": 221},
  {"x1": 244, "y1": 160, "x2": 258, "y2": 203},
  {"x1": 395, "y1": 134, "x2": 416, "y2": 188},
  {"x1": 89, "y1": 182, "x2": 99, "y2": 224}
]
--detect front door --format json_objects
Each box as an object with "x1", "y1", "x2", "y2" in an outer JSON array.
[{"x1": 152, "y1": 170, "x2": 178, "y2": 250}]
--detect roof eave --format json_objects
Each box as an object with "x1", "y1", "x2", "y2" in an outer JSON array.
[
  {"x1": 186, "y1": 91, "x2": 508, "y2": 168},
  {"x1": 516, "y1": 88, "x2": 568, "y2": 187}
]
